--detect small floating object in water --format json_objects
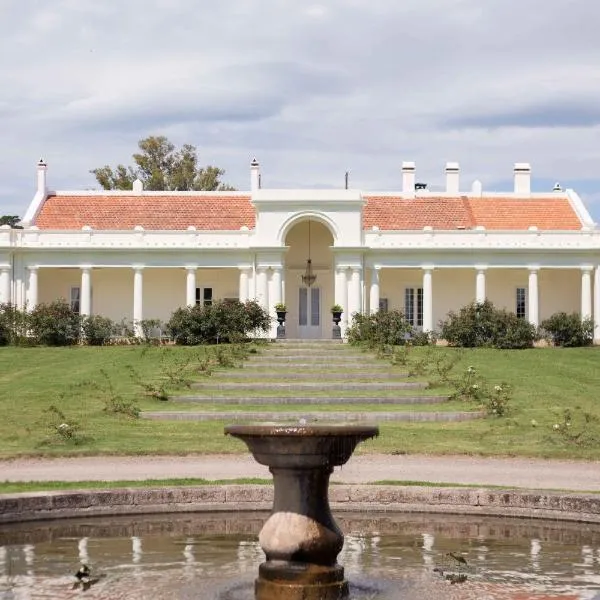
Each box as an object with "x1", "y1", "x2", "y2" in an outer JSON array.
[
  {"x1": 72, "y1": 564, "x2": 104, "y2": 591},
  {"x1": 446, "y1": 552, "x2": 468, "y2": 566}
]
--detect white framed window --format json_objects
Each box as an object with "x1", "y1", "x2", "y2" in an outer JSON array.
[
  {"x1": 70, "y1": 286, "x2": 80, "y2": 314},
  {"x1": 516, "y1": 287, "x2": 527, "y2": 319},
  {"x1": 195, "y1": 287, "x2": 213, "y2": 306},
  {"x1": 404, "y1": 287, "x2": 423, "y2": 327}
]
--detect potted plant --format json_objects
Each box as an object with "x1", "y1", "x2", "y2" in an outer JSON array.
[
  {"x1": 330, "y1": 304, "x2": 343, "y2": 325},
  {"x1": 274, "y1": 302, "x2": 287, "y2": 322}
]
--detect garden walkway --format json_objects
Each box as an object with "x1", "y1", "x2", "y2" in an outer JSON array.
[{"x1": 2, "y1": 454, "x2": 599, "y2": 491}]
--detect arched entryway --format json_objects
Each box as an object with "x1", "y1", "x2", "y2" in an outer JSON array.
[{"x1": 284, "y1": 219, "x2": 334, "y2": 339}]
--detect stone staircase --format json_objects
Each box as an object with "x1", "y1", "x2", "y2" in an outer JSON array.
[{"x1": 142, "y1": 340, "x2": 485, "y2": 424}]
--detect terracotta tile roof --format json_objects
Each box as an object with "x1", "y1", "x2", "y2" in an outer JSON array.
[
  {"x1": 34, "y1": 194, "x2": 255, "y2": 230},
  {"x1": 363, "y1": 196, "x2": 582, "y2": 230},
  {"x1": 34, "y1": 192, "x2": 582, "y2": 232},
  {"x1": 467, "y1": 197, "x2": 582, "y2": 230}
]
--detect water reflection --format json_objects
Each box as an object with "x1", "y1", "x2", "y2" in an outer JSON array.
[{"x1": 1, "y1": 512, "x2": 600, "y2": 598}]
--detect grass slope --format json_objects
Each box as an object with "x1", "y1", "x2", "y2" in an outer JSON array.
[{"x1": 1, "y1": 345, "x2": 600, "y2": 459}]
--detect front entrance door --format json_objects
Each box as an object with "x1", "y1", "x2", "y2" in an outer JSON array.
[{"x1": 298, "y1": 286, "x2": 321, "y2": 339}]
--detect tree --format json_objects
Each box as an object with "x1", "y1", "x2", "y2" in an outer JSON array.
[
  {"x1": 0, "y1": 215, "x2": 22, "y2": 228},
  {"x1": 90, "y1": 136, "x2": 236, "y2": 191}
]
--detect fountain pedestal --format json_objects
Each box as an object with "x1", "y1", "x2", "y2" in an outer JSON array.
[{"x1": 225, "y1": 424, "x2": 378, "y2": 600}]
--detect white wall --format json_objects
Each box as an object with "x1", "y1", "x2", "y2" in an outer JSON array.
[
  {"x1": 38, "y1": 267, "x2": 240, "y2": 323},
  {"x1": 538, "y1": 269, "x2": 581, "y2": 319}
]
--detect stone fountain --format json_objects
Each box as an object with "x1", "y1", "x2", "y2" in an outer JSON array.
[{"x1": 225, "y1": 423, "x2": 379, "y2": 600}]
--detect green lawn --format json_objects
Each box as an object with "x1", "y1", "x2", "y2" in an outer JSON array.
[{"x1": 1, "y1": 345, "x2": 600, "y2": 459}]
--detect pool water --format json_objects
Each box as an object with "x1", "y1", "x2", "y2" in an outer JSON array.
[{"x1": 2, "y1": 511, "x2": 600, "y2": 599}]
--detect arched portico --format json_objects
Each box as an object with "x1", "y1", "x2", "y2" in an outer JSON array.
[{"x1": 283, "y1": 217, "x2": 335, "y2": 339}]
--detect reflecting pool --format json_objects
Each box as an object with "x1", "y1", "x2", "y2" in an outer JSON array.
[{"x1": 2, "y1": 511, "x2": 600, "y2": 599}]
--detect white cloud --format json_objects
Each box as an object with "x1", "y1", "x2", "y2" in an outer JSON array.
[{"x1": 1, "y1": 0, "x2": 600, "y2": 219}]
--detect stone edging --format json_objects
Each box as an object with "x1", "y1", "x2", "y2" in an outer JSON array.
[{"x1": 2, "y1": 485, "x2": 600, "y2": 524}]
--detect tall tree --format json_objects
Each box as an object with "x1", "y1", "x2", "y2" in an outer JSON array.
[
  {"x1": 90, "y1": 136, "x2": 235, "y2": 191},
  {"x1": 0, "y1": 215, "x2": 22, "y2": 228}
]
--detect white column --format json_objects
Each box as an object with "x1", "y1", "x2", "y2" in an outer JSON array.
[
  {"x1": 80, "y1": 267, "x2": 91, "y2": 317},
  {"x1": 594, "y1": 266, "x2": 600, "y2": 343},
  {"x1": 239, "y1": 268, "x2": 250, "y2": 303},
  {"x1": 335, "y1": 267, "x2": 349, "y2": 334},
  {"x1": 422, "y1": 267, "x2": 433, "y2": 332},
  {"x1": 271, "y1": 267, "x2": 282, "y2": 307},
  {"x1": 133, "y1": 267, "x2": 144, "y2": 337},
  {"x1": 0, "y1": 267, "x2": 10, "y2": 304},
  {"x1": 581, "y1": 266, "x2": 593, "y2": 321},
  {"x1": 270, "y1": 267, "x2": 282, "y2": 338},
  {"x1": 528, "y1": 268, "x2": 539, "y2": 328},
  {"x1": 256, "y1": 267, "x2": 268, "y2": 310},
  {"x1": 185, "y1": 267, "x2": 196, "y2": 307},
  {"x1": 280, "y1": 268, "x2": 286, "y2": 305},
  {"x1": 475, "y1": 267, "x2": 486, "y2": 303},
  {"x1": 369, "y1": 267, "x2": 380, "y2": 314},
  {"x1": 348, "y1": 267, "x2": 362, "y2": 322},
  {"x1": 27, "y1": 266, "x2": 38, "y2": 311}
]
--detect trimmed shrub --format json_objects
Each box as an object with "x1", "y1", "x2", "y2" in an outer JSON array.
[
  {"x1": 347, "y1": 310, "x2": 419, "y2": 347},
  {"x1": 82, "y1": 315, "x2": 117, "y2": 346},
  {"x1": 440, "y1": 300, "x2": 536, "y2": 349},
  {"x1": 541, "y1": 312, "x2": 593, "y2": 347},
  {"x1": 0, "y1": 303, "x2": 30, "y2": 346},
  {"x1": 29, "y1": 299, "x2": 81, "y2": 346},
  {"x1": 167, "y1": 299, "x2": 271, "y2": 345}
]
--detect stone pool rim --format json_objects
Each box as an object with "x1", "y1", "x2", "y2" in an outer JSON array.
[{"x1": 3, "y1": 485, "x2": 600, "y2": 525}]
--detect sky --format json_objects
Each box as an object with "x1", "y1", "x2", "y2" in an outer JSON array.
[{"x1": 2, "y1": 0, "x2": 600, "y2": 221}]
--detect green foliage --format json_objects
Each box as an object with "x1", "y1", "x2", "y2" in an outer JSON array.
[
  {"x1": 29, "y1": 299, "x2": 81, "y2": 346},
  {"x1": 96, "y1": 369, "x2": 141, "y2": 417},
  {"x1": 548, "y1": 407, "x2": 600, "y2": 447},
  {"x1": 347, "y1": 310, "x2": 425, "y2": 348},
  {"x1": 125, "y1": 364, "x2": 169, "y2": 401},
  {"x1": 448, "y1": 364, "x2": 512, "y2": 417},
  {"x1": 90, "y1": 136, "x2": 236, "y2": 191},
  {"x1": 331, "y1": 304, "x2": 343, "y2": 313},
  {"x1": 167, "y1": 299, "x2": 271, "y2": 345},
  {"x1": 0, "y1": 303, "x2": 31, "y2": 346},
  {"x1": 81, "y1": 315, "x2": 117, "y2": 346},
  {"x1": 440, "y1": 300, "x2": 536, "y2": 349},
  {"x1": 40, "y1": 405, "x2": 86, "y2": 446},
  {"x1": 541, "y1": 312, "x2": 593, "y2": 347},
  {"x1": 139, "y1": 318, "x2": 164, "y2": 343},
  {"x1": 0, "y1": 215, "x2": 22, "y2": 228}
]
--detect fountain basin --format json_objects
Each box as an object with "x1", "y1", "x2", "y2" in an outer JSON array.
[{"x1": 225, "y1": 423, "x2": 378, "y2": 600}]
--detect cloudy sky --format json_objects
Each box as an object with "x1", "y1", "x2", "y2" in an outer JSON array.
[{"x1": 2, "y1": 0, "x2": 600, "y2": 221}]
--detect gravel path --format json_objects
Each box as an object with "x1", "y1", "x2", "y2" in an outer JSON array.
[{"x1": 2, "y1": 454, "x2": 600, "y2": 491}]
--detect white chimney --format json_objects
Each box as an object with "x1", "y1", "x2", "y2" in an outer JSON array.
[
  {"x1": 402, "y1": 161, "x2": 415, "y2": 198},
  {"x1": 132, "y1": 179, "x2": 143, "y2": 193},
  {"x1": 250, "y1": 158, "x2": 260, "y2": 191},
  {"x1": 514, "y1": 163, "x2": 531, "y2": 194},
  {"x1": 37, "y1": 158, "x2": 47, "y2": 195},
  {"x1": 445, "y1": 162, "x2": 460, "y2": 194},
  {"x1": 471, "y1": 180, "x2": 483, "y2": 197}
]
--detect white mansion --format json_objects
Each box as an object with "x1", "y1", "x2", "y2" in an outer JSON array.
[{"x1": 1, "y1": 159, "x2": 599, "y2": 340}]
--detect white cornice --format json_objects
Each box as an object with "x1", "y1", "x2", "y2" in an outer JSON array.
[{"x1": 49, "y1": 190, "x2": 251, "y2": 197}]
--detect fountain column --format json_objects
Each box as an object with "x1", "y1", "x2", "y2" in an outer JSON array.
[{"x1": 226, "y1": 423, "x2": 378, "y2": 600}]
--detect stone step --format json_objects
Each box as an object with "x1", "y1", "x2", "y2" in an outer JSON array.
[
  {"x1": 258, "y1": 349, "x2": 359, "y2": 356},
  {"x1": 273, "y1": 339, "x2": 345, "y2": 345},
  {"x1": 246, "y1": 355, "x2": 383, "y2": 364},
  {"x1": 215, "y1": 371, "x2": 408, "y2": 380},
  {"x1": 239, "y1": 363, "x2": 394, "y2": 372},
  {"x1": 170, "y1": 395, "x2": 449, "y2": 405},
  {"x1": 142, "y1": 410, "x2": 485, "y2": 422},
  {"x1": 190, "y1": 381, "x2": 427, "y2": 390}
]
